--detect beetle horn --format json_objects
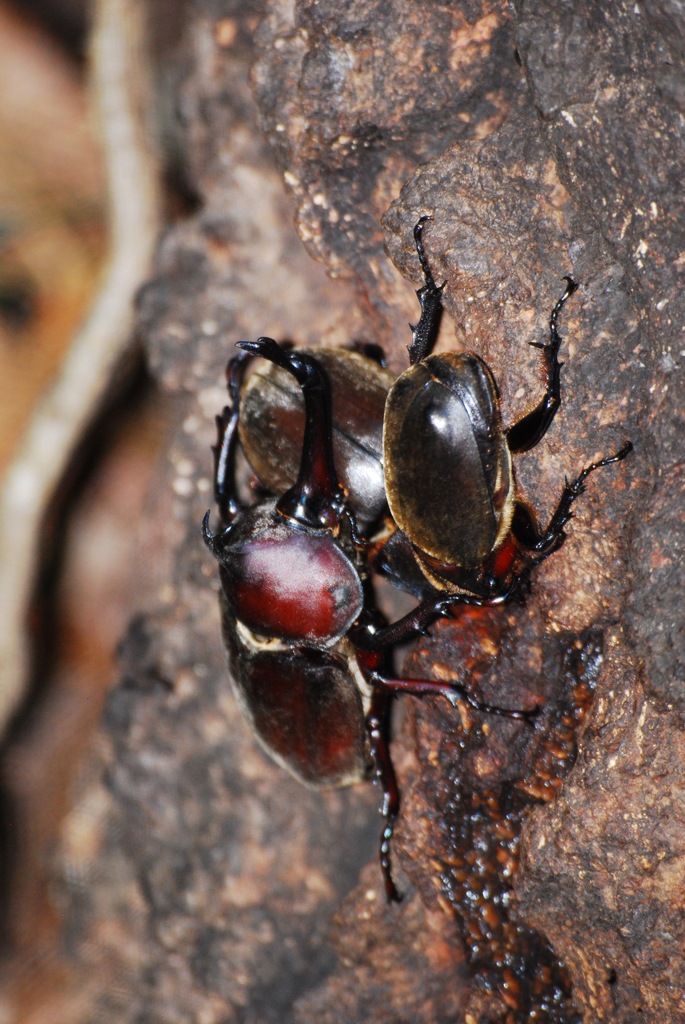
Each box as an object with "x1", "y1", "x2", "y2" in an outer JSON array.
[
  {"x1": 202, "y1": 510, "x2": 230, "y2": 559},
  {"x1": 238, "y1": 338, "x2": 346, "y2": 531},
  {"x1": 237, "y1": 337, "x2": 284, "y2": 366}
]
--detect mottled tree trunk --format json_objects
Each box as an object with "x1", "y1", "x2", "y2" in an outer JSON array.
[{"x1": 55, "y1": 1, "x2": 683, "y2": 1022}]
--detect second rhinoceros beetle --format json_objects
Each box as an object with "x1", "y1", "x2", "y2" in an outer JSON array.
[
  {"x1": 203, "y1": 217, "x2": 631, "y2": 902},
  {"x1": 369, "y1": 217, "x2": 632, "y2": 605}
]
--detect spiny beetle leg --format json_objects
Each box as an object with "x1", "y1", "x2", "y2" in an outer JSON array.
[
  {"x1": 407, "y1": 216, "x2": 444, "y2": 366},
  {"x1": 514, "y1": 442, "x2": 634, "y2": 561},
  {"x1": 507, "y1": 277, "x2": 577, "y2": 454},
  {"x1": 366, "y1": 689, "x2": 402, "y2": 902},
  {"x1": 212, "y1": 348, "x2": 253, "y2": 526},
  {"x1": 370, "y1": 673, "x2": 538, "y2": 723},
  {"x1": 350, "y1": 576, "x2": 521, "y2": 652}
]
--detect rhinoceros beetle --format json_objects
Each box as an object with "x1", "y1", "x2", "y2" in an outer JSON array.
[
  {"x1": 363, "y1": 217, "x2": 633, "y2": 608},
  {"x1": 202, "y1": 331, "x2": 533, "y2": 901},
  {"x1": 202, "y1": 217, "x2": 631, "y2": 902}
]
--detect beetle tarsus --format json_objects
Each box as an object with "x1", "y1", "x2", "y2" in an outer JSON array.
[
  {"x1": 370, "y1": 671, "x2": 537, "y2": 723},
  {"x1": 524, "y1": 442, "x2": 633, "y2": 560},
  {"x1": 413, "y1": 216, "x2": 440, "y2": 287},
  {"x1": 560, "y1": 275, "x2": 578, "y2": 301},
  {"x1": 379, "y1": 818, "x2": 402, "y2": 903}
]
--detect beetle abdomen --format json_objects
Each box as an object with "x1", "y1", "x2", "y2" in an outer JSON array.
[
  {"x1": 222, "y1": 607, "x2": 369, "y2": 787},
  {"x1": 384, "y1": 353, "x2": 514, "y2": 569}
]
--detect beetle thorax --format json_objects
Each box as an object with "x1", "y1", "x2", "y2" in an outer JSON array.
[{"x1": 215, "y1": 500, "x2": 364, "y2": 647}]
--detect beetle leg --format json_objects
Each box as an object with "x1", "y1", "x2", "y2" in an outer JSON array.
[
  {"x1": 350, "y1": 578, "x2": 520, "y2": 651},
  {"x1": 513, "y1": 442, "x2": 633, "y2": 560},
  {"x1": 370, "y1": 673, "x2": 538, "y2": 723},
  {"x1": 237, "y1": 338, "x2": 349, "y2": 531},
  {"x1": 510, "y1": 500, "x2": 543, "y2": 551},
  {"x1": 373, "y1": 529, "x2": 441, "y2": 601},
  {"x1": 507, "y1": 277, "x2": 577, "y2": 453},
  {"x1": 407, "y1": 216, "x2": 445, "y2": 365},
  {"x1": 212, "y1": 348, "x2": 253, "y2": 525},
  {"x1": 366, "y1": 689, "x2": 402, "y2": 903}
]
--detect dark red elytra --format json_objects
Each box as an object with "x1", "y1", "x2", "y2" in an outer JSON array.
[{"x1": 221, "y1": 608, "x2": 368, "y2": 787}]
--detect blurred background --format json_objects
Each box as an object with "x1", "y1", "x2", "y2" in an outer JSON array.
[{"x1": 0, "y1": 1, "x2": 184, "y2": 1018}]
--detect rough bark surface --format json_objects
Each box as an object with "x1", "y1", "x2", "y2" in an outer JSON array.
[{"x1": 53, "y1": 1, "x2": 683, "y2": 1022}]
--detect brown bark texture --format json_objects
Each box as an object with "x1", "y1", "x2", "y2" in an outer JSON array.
[{"x1": 53, "y1": 1, "x2": 683, "y2": 1022}]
